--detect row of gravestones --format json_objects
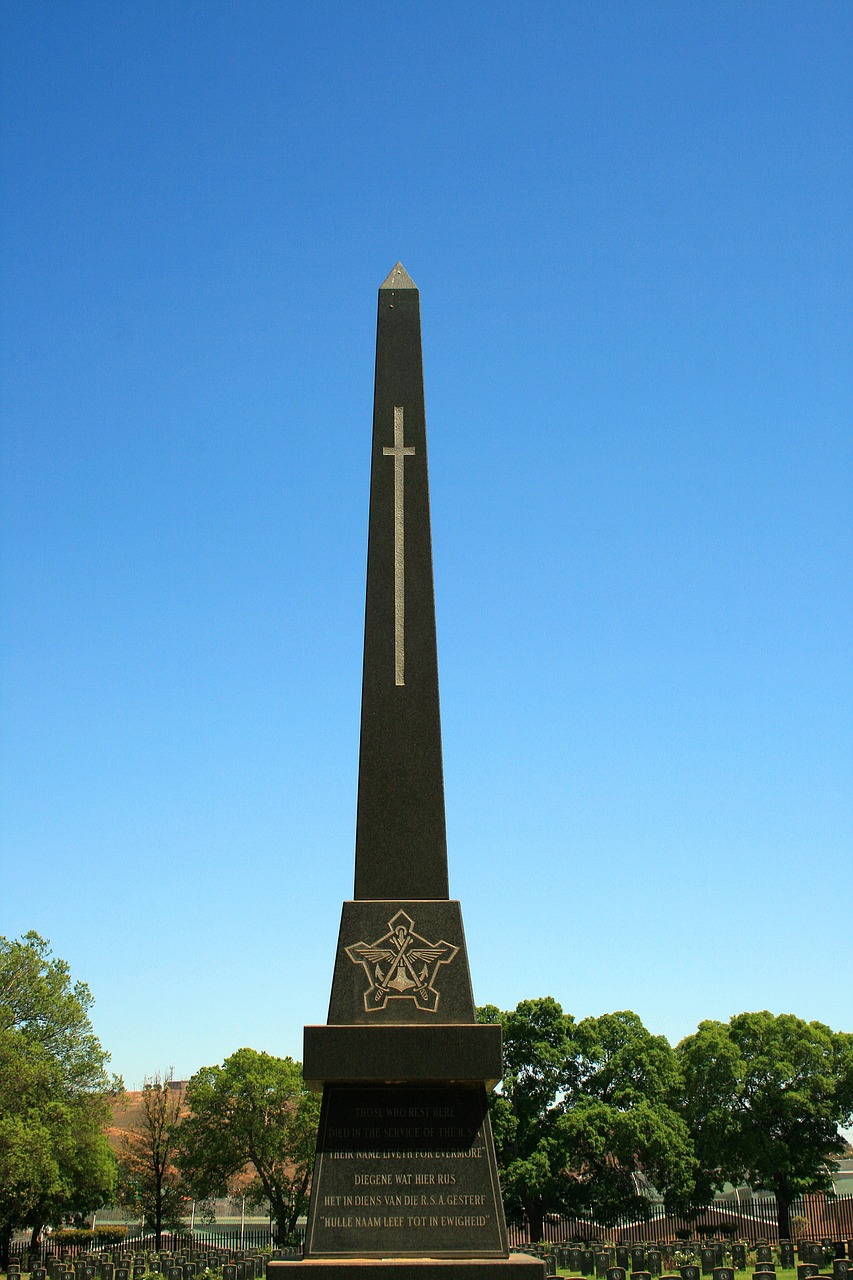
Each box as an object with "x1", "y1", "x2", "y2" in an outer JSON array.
[
  {"x1": 514, "y1": 1243, "x2": 853, "y2": 1277},
  {"x1": 516, "y1": 1258, "x2": 850, "y2": 1280},
  {"x1": 4, "y1": 1251, "x2": 269, "y2": 1280}
]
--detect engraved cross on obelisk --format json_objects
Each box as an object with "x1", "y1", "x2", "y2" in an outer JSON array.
[{"x1": 383, "y1": 405, "x2": 415, "y2": 686}]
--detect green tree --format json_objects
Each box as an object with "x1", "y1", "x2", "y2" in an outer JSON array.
[
  {"x1": 480, "y1": 1000, "x2": 696, "y2": 1239},
  {"x1": 558, "y1": 1011, "x2": 696, "y2": 1224},
  {"x1": 677, "y1": 1011, "x2": 853, "y2": 1238},
  {"x1": 479, "y1": 997, "x2": 577, "y2": 1242},
  {"x1": 0, "y1": 933, "x2": 116, "y2": 1267},
  {"x1": 177, "y1": 1049, "x2": 320, "y2": 1245},
  {"x1": 117, "y1": 1071, "x2": 187, "y2": 1249}
]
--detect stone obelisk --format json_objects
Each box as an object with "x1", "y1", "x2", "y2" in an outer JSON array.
[{"x1": 288, "y1": 266, "x2": 543, "y2": 1280}]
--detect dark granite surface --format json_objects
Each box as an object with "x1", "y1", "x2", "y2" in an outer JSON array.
[
  {"x1": 327, "y1": 902, "x2": 475, "y2": 1024},
  {"x1": 303, "y1": 1024, "x2": 502, "y2": 1092},
  {"x1": 354, "y1": 266, "x2": 448, "y2": 901},
  {"x1": 304, "y1": 1086, "x2": 507, "y2": 1259}
]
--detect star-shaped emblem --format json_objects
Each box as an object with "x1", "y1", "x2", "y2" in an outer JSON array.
[{"x1": 345, "y1": 910, "x2": 459, "y2": 1012}]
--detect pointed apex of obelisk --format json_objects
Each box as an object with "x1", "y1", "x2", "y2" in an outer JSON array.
[{"x1": 380, "y1": 262, "x2": 417, "y2": 290}]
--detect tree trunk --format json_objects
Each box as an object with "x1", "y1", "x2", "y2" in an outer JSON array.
[
  {"x1": 0, "y1": 1225, "x2": 13, "y2": 1272},
  {"x1": 776, "y1": 1188, "x2": 792, "y2": 1242},
  {"x1": 524, "y1": 1199, "x2": 545, "y2": 1243}
]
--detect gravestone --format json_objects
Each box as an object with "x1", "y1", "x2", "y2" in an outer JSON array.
[
  {"x1": 607, "y1": 1269, "x2": 627, "y2": 1280},
  {"x1": 833, "y1": 1263, "x2": 849, "y2": 1280},
  {"x1": 597, "y1": 1254, "x2": 612, "y2": 1278},
  {"x1": 680, "y1": 1267, "x2": 700, "y2": 1280},
  {"x1": 271, "y1": 265, "x2": 543, "y2": 1280},
  {"x1": 616, "y1": 1249, "x2": 629, "y2": 1270},
  {"x1": 583, "y1": 1251, "x2": 597, "y2": 1276},
  {"x1": 633, "y1": 1251, "x2": 647, "y2": 1272},
  {"x1": 757, "y1": 1250, "x2": 773, "y2": 1266},
  {"x1": 713, "y1": 1269, "x2": 734, "y2": 1280},
  {"x1": 780, "y1": 1246, "x2": 795, "y2": 1269},
  {"x1": 647, "y1": 1251, "x2": 663, "y2": 1275},
  {"x1": 702, "y1": 1250, "x2": 715, "y2": 1274},
  {"x1": 732, "y1": 1248, "x2": 747, "y2": 1271}
]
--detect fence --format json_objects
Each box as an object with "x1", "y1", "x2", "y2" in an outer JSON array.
[
  {"x1": 506, "y1": 1191, "x2": 853, "y2": 1246},
  {"x1": 10, "y1": 1192, "x2": 853, "y2": 1263},
  {"x1": 9, "y1": 1229, "x2": 287, "y2": 1265}
]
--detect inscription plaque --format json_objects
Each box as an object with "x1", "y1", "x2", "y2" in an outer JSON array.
[{"x1": 305, "y1": 1085, "x2": 507, "y2": 1258}]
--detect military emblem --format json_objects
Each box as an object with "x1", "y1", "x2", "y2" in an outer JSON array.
[{"x1": 345, "y1": 910, "x2": 458, "y2": 1012}]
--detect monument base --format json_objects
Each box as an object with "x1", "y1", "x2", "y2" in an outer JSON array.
[{"x1": 269, "y1": 1256, "x2": 545, "y2": 1280}]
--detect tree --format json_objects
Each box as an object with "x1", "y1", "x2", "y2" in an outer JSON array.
[
  {"x1": 480, "y1": 1000, "x2": 696, "y2": 1239},
  {"x1": 177, "y1": 1049, "x2": 320, "y2": 1245},
  {"x1": 677, "y1": 1011, "x2": 853, "y2": 1238},
  {"x1": 117, "y1": 1072, "x2": 187, "y2": 1249},
  {"x1": 0, "y1": 933, "x2": 116, "y2": 1267},
  {"x1": 558, "y1": 1011, "x2": 696, "y2": 1224}
]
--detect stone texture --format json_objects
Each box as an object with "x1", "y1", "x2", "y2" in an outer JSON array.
[
  {"x1": 326, "y1": 901, "x2": 476, "y2": 1024},
  {"x1": 303, "y1": 1025, "x2": 502, "y2": 1091},
  {"x1": 354, "y1": 266, "x2": 448, "y2": 901}
]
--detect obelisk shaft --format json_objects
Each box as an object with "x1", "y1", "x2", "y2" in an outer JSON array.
[{"x1": 353, "y1": 264, "x2": 449, "y2": 900}]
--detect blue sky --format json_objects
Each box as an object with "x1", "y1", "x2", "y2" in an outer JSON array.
[{"x1": 1, "y1": 2, "x2": 851, "y2": 1090}]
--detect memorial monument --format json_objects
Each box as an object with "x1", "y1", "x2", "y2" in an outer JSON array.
[{"x1": 272, "y1": 266, "x2": 543, "y2": 1280}]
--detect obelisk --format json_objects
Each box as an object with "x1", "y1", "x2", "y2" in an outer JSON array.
[{"x1": 290, "y1": 267, "x2": 543, "y2": 1280}]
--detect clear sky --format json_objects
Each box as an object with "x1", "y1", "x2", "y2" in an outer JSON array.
[{"x1": 1, "y1": 2, "x2": 851, "y2": 1091}]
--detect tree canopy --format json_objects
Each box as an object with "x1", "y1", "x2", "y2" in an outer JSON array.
[
  {"x1": 0, "y1": 933, "x2": 116, "y2": 1265},
  {"x1": 479, "y1": 1000, "x2": 696, "y2": 1240},
  {"x1": 676, "y1": 1011, "x2": 853, "y2": 1237},
  {"x1": 177, "y1": 1048, "x2": 320, "y2": 1245}
]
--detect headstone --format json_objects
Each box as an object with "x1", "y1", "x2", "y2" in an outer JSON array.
[
  {"x1": 284, "y1": 267, "x2": 541, "y2": 1280},
  {"x1": 583, "y1": 1251, "x2": 596, "y2": 1276},
  {"x1": 647, "y1": 1256, "x2": 663, "y2": 1277},
  {"x1": 616, "y1": 1249, "x2": 629, "y2": 1270},
  {"x1": 223, "y1": 1266, "x2": 237, "y2": 1280},
  {"x1": 33, "y1": 1269, "x2": 47, "y2": 1280},
  {"x1": 569, "y1": 1249, "x2": 583, "y2": 1272},
  {"x1": 680, "y1": 1267, "x2": 700, "y2": 1280},
  {"x1": 633, "y1": 1251, "x2": 647, "y2": 1272},
  {"x1": 607, "y1": 1268, "x2": 626, "y2": 1280},
  {"x1": 757, "y1": 1250, "x2": 773, "y2": 1266},
  {"x1": 701, "y1": 1250, "x2": 715, "y2": 1274},
  {"x1": 596, "y1": 1254, "x2": 611, "y2": 1277},
  {"x1": 713, "y1": 1269, "x2": 734, "y2": 1280},
  {"x1": 835, "y1": 1250, "x2": 848, "y2": 1264},
  {"x1": 833, "y1": 1263, "x2": 849, "y2": 1280},
  {"x1": 798, "y1": 1267, "x2": 819, "y2": 1280}
]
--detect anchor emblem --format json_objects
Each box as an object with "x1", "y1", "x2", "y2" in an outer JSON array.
[{"x1": 345, "y1": 910, "x2": 459, "y2": 1012}]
